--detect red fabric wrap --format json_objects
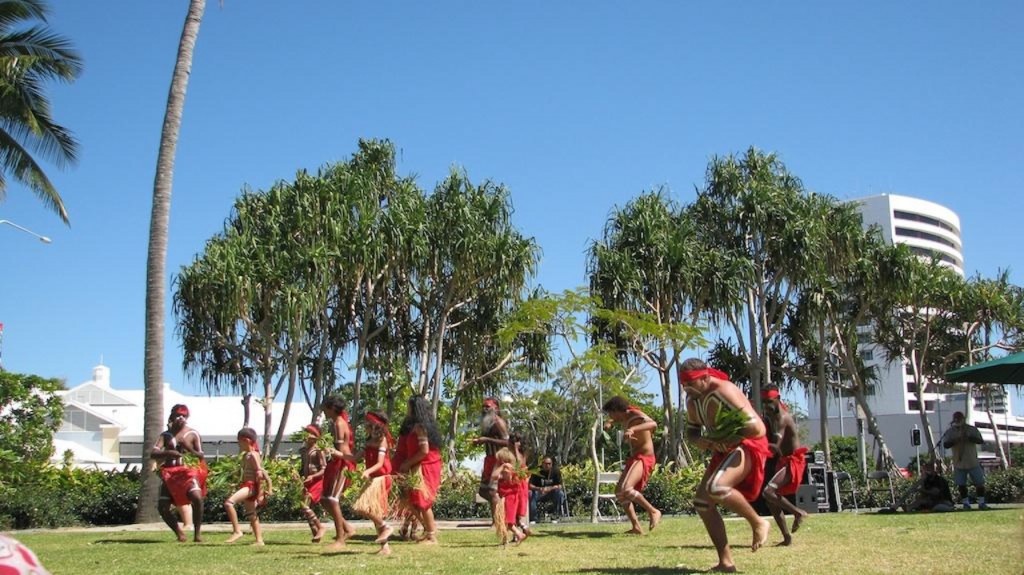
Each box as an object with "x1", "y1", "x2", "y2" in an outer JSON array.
[
  {"x1": 364, "y1": 444, "x2": 393, "y2": 493},
  {"x1": 708, "y1": 436, "x2": 771, "y2": 502},
  {"x1": 399, "y1": 432, "x2": 442, "y2": 510},
  {"x1": 482, "y1": 454, "x2": 497, "y2": 483},
  {"x1": 303, "y1": 476, "x2": 324, "y2": 504},
  {"x1": 239, "y1": 479, "x2": 261, "y2": 502},
  {"x1": 160, "y1": 462, "x2": 208, "y2": 506},
  {"x1": 626, "y1": 453, "x2": 657, "y2": 491},
  {"x1": 775, "y1": 446, "x2": 808, "y2": 496},
  {"x1": 518, "y1": 463, "x2": 529, "y2": 518},
  {"x1": 761, "y1": 389, "x2": 781, "y2": 400},
  {"x1": 498, "y1": 473, "x2": 522, "y2": 524},
  {"x1": 323, "y1": 456, "x2": 356, "y2": 496}
]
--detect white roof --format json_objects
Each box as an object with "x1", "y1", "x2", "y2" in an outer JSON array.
[{"x1": 62, "y1": 366, "x2": 317, "y2": 441}]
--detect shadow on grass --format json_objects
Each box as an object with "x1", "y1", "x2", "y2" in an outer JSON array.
[
  {"x1": 538, "y1": 530, "x2": 620, "y2": 540},
  {"x1": 90, "y1": 538, "x2": 163, "y2": 545},
  {"x1": 574, "y1": 566, "x2": 706, "y2": 574}
]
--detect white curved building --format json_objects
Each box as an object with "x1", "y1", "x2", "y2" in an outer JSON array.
[
  {"x1": 856, "y1": 194, "x2": 964, "y2": 276},
  {"x1": 805, "y1": 194, "x2": 1022, "y2": 469}
]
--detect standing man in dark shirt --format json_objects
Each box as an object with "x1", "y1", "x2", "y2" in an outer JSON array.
[{"x1": 529, "y1": 457, "x2": 566, "y2": 522}]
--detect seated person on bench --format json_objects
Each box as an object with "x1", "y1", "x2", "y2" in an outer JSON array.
[{"x1": 529, "y1": 457, "x2": 566, "y2": 521}]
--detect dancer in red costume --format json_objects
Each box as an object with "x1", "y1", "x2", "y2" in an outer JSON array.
[
  {"x1": 396, "y1": 395, "x2": 443, "y2": 545},
  {"x1": 352, "y1": 411, "x2": 395, "y2": 554},
  {"x1": 321, "y1": 394, "x2": 357, "y2": 549},
  {"x1": 760, "y1": 384, "x2": 808, "y2": 545},
  {"x1": 679, "y1": 358, "x2": 771, "y2": 573},
  {"x1": 224, "y1": 427, "x2": 272, "y2": 545},
  {"x1": 150, "y1": 404, "x2": 207, "y2": 543},
  {"x1": 297, "y1": 424, "x2": 328, "y2": 542},
  {"x1": 601, "y1": 396, "x2": 662, "y2": 534}
]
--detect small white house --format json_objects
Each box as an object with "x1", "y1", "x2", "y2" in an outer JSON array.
[{"x1": 54, "y1": 365, "x2": 315, "y2": 469}]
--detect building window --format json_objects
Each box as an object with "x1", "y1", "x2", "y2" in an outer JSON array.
[
  {"x1": 859, "y1": 349, "x2": 874, "y2": 361},
  {"x1": 908, "y1": 400, "x2": 919, "y2": 411},
  {"x1": 857, "y1": 332, "x2": 873, "y2": 344},
  {"x1": 907, "y1": 246, "x2": 961, "y2": 267},
  {"x1": 924, "y1": 400, "x2": 935, "y2": 411},
  {"x1": 905, "y1": 364, "x2": 914, "y2": 375},
  {"x1": 894, "y1": 226, "x2": 960, "y2": 250},
  {"x1": 893, "y1": 210, "x2": 959, "y2": 236},
  {"x1": 906, "y1": 380, "x2": 917, "y2": 393}
]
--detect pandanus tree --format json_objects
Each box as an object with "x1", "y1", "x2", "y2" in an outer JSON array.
[
  {"x1": 689, "y1": 148, "x2": 822, "y2": 411},
  {"x1": 952, "y1": 270, "x2": 1024, "y2": 469},
  {"x1": 873, "y1": 256, "x2": 966, "y2": 458},
  {"x1": 586, "y1": 190, "x2": 707, "y2": 465},
  {"x1": 404, "y1": 168, "x2": 541, "y2": 412},
  {"x1": 0, "y1": 0, "x2": 81, "y2": 223}
]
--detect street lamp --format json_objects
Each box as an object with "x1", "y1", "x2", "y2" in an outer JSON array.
[{"x1": 0, "y1": 219, "x2": 51, "y2": 243}]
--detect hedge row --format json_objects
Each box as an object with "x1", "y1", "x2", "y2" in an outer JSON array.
[{"x1": 3, "y1": 461, "x2": 1021, "y2": 529}]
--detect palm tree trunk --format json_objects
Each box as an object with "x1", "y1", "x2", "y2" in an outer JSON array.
[
  {"x1": 138, "y1": 0, "x2": 205, "y2": 523},
  {"x1": 817, "y1": 321, "x2": 831, "y2": 468}
]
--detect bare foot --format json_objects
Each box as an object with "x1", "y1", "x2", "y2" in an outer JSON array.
[
  {"x1": 416, "y1": 532, "x2": 438, "y2": 545},
  {"x1": 312, "y1": 524, "x2": 327, "y2": 543},
  {"x1": 175, "y1": 533, "x2": 187, "y2": 543},
  {"x1": 377, "y1": 542, "x2": 392, "y2": 555},
  {"x1": 326, "y1": 539, "x2": 346, "y2": 551},
  {"x1": 752, "y1": 519, "x2": 770, "y2": 552},
  {"x1": 192, "y1": 535, "x2": 203, "y2": 544},
  {"x1": 374, "y1": 525, "x2": 394, "y2": 544},
  {"x1": 225, "y1": 532, "x2": 244, "y2": 544},
  {"x1": 512, "y1": 527, "x2": 528, "y2": 546},
  {"x1": 624, "y1": 527, "x2": 643, "y2": 535},
  {"x1": 792, "y1": 511, "x2": 808, "y2": 533},
  {"x1": 709, "y1": 564, "x2": 737, "y2": 573},
  {"x1": 649, "y1": 509, "x2": 662, "y2": 532},
  {"x1": 252, "y1": 540, "x2": 265, "y2": 546}
]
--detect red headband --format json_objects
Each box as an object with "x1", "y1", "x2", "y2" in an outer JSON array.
[
  {"x1": 678, "y1": 367, "x2": 730, "y2": 383},
  {"x1": 483, "y1": 398, "x2": 499, "y2": 409},
  {"x1": 303, "y1": 424, "x2": 321, "y2": 438},
  {"x1": 761, "y1": 389, "x2": 781, "y2": 400},
  {"x1": 366, "y1": 413, "x2": 394, "y2": 445}
]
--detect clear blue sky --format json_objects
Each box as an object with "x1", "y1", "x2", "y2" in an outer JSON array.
[{"x1": 1, "y1": 1, "x2": 1021, "y2": 413}]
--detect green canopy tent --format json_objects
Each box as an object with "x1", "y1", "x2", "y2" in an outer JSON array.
[{"x1": 945, "y1": 351, "x2": 1024, "y2": 385}]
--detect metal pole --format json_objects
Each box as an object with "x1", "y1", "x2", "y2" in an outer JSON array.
[{"x1": 0, "y1": 219, "x2": 52, "y2": 243}]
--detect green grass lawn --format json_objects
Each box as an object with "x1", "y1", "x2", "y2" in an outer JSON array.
[{"x1": 13, "y1": 509, "x2": 1024, "y2": 575}]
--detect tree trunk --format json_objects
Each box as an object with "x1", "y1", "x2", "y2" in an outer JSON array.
[
  {"x1": 138, "y1": 0, "x2": 205, "y2": 524},
  {"x1": 983, "y1": 387, "x2": 1009, "y2": 470},
  {"x1": 817, "y1": 322, "x2": 831, "y2": 468},
  {"x1": 854, "y1": 391, "x2": 902, "y2": 476},
  {"x1": 588, "y1": 413, "x2": 602, "y2": 524}
]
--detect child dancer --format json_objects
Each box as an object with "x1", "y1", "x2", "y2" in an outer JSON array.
[
  {"x1": 298, "y1": 424, "x2": 328, "y2": 542},
  {"x1": 224, "y1": 427, "x2": 272, "y2": 545},
  {"x1": 491, "y1": 447, "x2": 528, "y2": 546}
]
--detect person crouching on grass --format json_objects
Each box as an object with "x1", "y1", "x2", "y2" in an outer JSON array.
[{"x1": 224, "y1": 427, "x2": 272, "y2": 545}]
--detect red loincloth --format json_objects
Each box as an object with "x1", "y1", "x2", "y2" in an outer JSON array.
[
  {"x1": 775, "y1": 446, "x2": 808, "y2": 496},
  {"x1": 303, "y1": 476, "x2": 324, "y2": 504},
  {"x1": 625, "y1": 453, "x2": 657, "y2": 491},
  {"x1": 708, "y1": 436, "x2": 771, "y2": 502},
  {"x1": 160, "y1": 462, "x2": 208, "y2": 507},
  {"x1": 482, "y1": 454, "x2": 497, "y2": 484},
  {"x1": 322, "y1": 456, "x2": 356, "y2": 497}
]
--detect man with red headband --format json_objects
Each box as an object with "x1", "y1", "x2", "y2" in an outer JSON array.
[
  {"x1": 679, "y1": 358, "x2": 771, "y2": 573},
  {"x1": 472, "y1": 397, "x2": 509, "y2": 523},
  {"x1": 150, "y1": 403, "x2": 207, "y2": 543},
  {"x1": 760, "y1": 384, "x2": 808, "y2": 545},
  {"x1": 602, "y1": 396, "x2": 662, "y2": 534}
]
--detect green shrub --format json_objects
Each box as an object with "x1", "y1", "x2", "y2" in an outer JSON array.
[
  {"x1": 978, "y1": 468, "x2": 1023, "y2": 504},
  {"x1": 433, "y1": 469, "x2": 484, "y2": 520}
]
